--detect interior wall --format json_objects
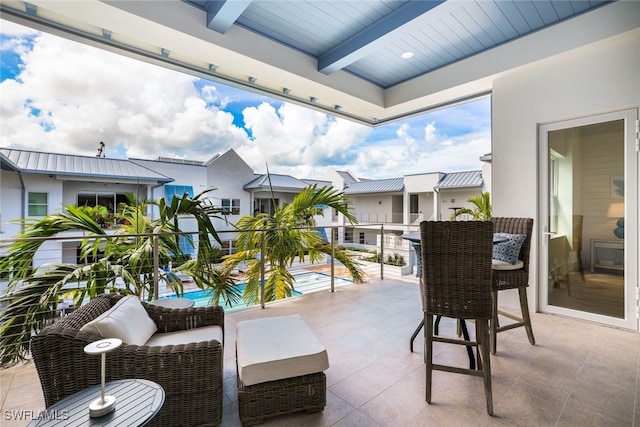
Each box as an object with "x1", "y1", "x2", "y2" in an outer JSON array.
[
  {"x1": 578, "y1": 122, "x2": 625, "y2": 261},
  {"x1": 491, "y1": 29, "x2": 640, "y2": 311}
]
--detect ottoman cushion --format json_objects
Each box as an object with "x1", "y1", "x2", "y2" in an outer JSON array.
[{"x1": 237, "y1": 314, "x2": 329, "y2": 386}]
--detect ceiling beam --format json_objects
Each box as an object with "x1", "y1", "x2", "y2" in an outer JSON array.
[
  {"x1": 205, "y1": 0, "x2": 252, "y2": 34},
  {"x1": 317, "y1": 0, "x2": 445, "y2": 75}
]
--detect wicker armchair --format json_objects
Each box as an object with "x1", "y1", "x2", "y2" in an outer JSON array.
[
  {"x1": 31, "y1": 293, "x2": 224, "y2": 426},
  {"x1": 420, "y1": 221, "x2": 494, "y2": 415},
  {"x1": 490, "y1": 217, "x2": 535, "y2": 354}
]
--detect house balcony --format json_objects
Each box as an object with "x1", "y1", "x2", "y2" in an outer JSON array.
[
  {"x1": 356, "y1": 212, "x2": 403, "y2": 224},
  {"x1": 2, "y1": 274, "x2": 638, "y2": 426}
]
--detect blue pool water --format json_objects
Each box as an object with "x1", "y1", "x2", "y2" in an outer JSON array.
[{"x1": 159, "y1": 271, "x2": 351, "y2": 309}]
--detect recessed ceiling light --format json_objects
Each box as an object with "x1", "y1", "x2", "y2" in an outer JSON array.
[{"x1": 401, "y1": 51, "x2": 414, "y2": 59}]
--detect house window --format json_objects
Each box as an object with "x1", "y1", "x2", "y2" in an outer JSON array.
[
  {"x1": 164, "y1": 186, "x2": 195, "y2": 256},
  {"x1": 359, "y1": 232, "x2": 365, "y2": 245},
  {"x1": 222, "y1": 198, "x2": 240, "y2": 215},
  {"x1": 410, "y1": 194, "x2": 419, "y2": 214},
  {"x1": 28, "y1": 192, "x2": 48, "y2": 216},
  {"x1": 344, "y1": 227, "x2": 354, "y2": 243},
  {"x1": 77, "y1": 192, "x2": 129, "y2": 214},
  {"x1": 255, "y1": 198, "x2": 278, "y2": 215},
  {"x1": 164, "y1": 185, "x2": 194, "y2": 203}
]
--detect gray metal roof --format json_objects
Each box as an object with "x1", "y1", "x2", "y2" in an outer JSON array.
[
  {"x1": 0, "y1": 148, "x2": 173, "y2": 183},
  {"x1": 301, "y1": 179, "x2": 332, "y2": 188},
  {"x1": 244, "y1": 173, "x2": 315, "y2": 191},
  {"x1": 344, "y1": 177, "x2": 404, "y2": 195},
  {"x1": 435, "y1": 170, "x2": 483, "y2": 189}
]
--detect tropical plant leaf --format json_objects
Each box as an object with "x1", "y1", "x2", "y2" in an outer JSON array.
[{"x1": 0, "y1": 190, "x2": 230, "y2": 366}]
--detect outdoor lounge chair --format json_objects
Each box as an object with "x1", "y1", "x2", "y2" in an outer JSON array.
[{"x1": 30, "y1": 293, "x2": 224, "y2": 426}]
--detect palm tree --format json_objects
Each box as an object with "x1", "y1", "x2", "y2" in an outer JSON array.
[
  {"x1": 0, "y1": 191, "x2": 232, "y2": 366},
  {"x1": 449, "y1": 191, "x2": 492, "y2": 221},
  {"x1": 221, "y1": 184, "x2": 365, "y2": 305}
]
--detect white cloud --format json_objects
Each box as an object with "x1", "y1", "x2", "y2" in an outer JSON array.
[
  {"x1": 1, "y1": 19, "x2": 491, "y2": 180},
  {"x1": 344, "y1": 121, "x2": 490, "y2": 178},
  {"x1": 237, "y1": 103, "x2": 370, "y2": 174},
  {"x1": 0, "y1": 26, "x2": 249, "y2": 160}
]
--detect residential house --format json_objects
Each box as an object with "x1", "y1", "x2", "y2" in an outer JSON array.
[
  {"x1": 2, "y1": 146, "x2": 488, "y2": 277},
  {"x1": 0, "y1": 148, "x2": 173, "y2": 269},
  {"x1": 326, "y1": 164, "x2": 489, "y2": 273},
  {"x1": 0, "y1": 147, "x2": 334, "y2": 265}
]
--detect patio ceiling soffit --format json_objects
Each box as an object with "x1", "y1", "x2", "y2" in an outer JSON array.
[{"x1": 0, "y1": 1, "x2": 637, "y2": 126}]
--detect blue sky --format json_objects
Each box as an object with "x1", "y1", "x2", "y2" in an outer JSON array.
[{"x1": 0, "y1": 19, "x2": 490, "y2": 180}]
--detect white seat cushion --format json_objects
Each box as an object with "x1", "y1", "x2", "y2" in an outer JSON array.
[
  {"x1": 80, "y1": 295, "x2": 157, "y2": 345},
  {"x1": 236, "y1": 314, "x2": 329, "y2": 386},
  {"x1": 145, "y1": 325, "x2": 223, "y2": 347},
  {"x1": 492, "y1": 259, "x2": 524, "y2": 271}
]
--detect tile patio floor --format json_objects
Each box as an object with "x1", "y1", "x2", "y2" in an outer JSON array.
[{"x1": 2, "y1": 276, "x2": 639, "y2": 426}]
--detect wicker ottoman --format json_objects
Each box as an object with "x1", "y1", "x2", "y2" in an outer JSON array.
[{"x1": 236, "y1": 314, "x2": 329, "y2": 426}]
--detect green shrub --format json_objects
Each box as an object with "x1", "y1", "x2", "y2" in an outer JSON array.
[{"x1": 361, "y1": 251, "x2": 405, "y2": 266}]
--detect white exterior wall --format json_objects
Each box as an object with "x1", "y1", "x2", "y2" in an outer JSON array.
[
  {"x1": 0, "y1": 173, "x2": 64, "y2": 264},
  {"x1": 482, "y1": 161, "x2": 492, "y2": 198},
  {"x1": 132, "y1": 159, "x2": 207, "y2": 200},
  {"x1": 1, "y1": 170, "x2": 24, "y2": 241},
  {"x1": 439, "y1": 188, "x2": 483, "y2": 220},
  {"x1": 404, "y1": 173, "x2": 441, "y2": 222},
  {"x1": 207, "y1": 150, "x2": 255, "y2": 237},
  {"x1": 492, "y1": 29, "x2": 640, "y2": 311},
  {"x1": 349, "y1": 194, "x2": 397, "y2": 223}
]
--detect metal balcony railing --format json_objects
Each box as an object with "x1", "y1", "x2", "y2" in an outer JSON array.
[
  {"x1": 0, "y1": 224, "x2": 392, "y2": 365},
  {"x1": 356, "y1": 212, "x2": 403, "y2": 224}
]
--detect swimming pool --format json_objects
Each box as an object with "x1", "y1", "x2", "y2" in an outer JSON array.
[
  {"x1": 159, "y1": 285, "x2": 300, "y2": 309},
  {"x1": 159, "y1": 271, "x2": 352, "y2": 309}
]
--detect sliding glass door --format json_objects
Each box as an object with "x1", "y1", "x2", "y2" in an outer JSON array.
[{"x1": 539, "y1": 109, "x2": 638, "y2": 329}]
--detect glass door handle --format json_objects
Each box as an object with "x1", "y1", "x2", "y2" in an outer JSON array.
[{"x1": 542, "y1": 231, "x2": 557, "y2": 245}]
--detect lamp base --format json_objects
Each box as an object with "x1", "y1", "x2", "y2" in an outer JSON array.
[{"x1": 89, "y1": 395, "x2": 116, "y2": 417}]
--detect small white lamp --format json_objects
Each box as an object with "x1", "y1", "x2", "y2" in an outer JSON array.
[
  {"x1": 606, "y1": 202, "x2": 625, "y2": 238},
  {"x1": 83, "y1": 338, "x2": 122, "y2": 417}
]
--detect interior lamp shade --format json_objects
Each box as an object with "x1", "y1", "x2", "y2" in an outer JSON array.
[{"x1": 606, "y1": 202, "x2": 624, "y2": 238}]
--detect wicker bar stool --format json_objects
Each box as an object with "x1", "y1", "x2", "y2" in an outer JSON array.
[
  {"x1": 410, "y1": 241, "x2": 475, "y2": 369},
  {"x1": 420, "y1": 221, "x2": 494, "y2": 415},
  {"x1": 490, "y1": 217, "x2": 535, "y2": 354}
]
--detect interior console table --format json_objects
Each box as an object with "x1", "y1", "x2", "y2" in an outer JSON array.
[
  {"x1": 27, "y1": 379, "x2": 164, "y2": 427},
  {"x1": 591, "y1": 239, "x2": 624, "y2": 273}
]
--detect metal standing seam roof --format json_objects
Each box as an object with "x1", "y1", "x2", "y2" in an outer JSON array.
[
  {"x1": 301, "y1": 179, "x2": 332, "y2": 188},
  {"x1": 435, "y1": 170, "x2": 483, "y2": 189},
  {"x1": 0, "y1": 148, "x2": 174, "y2": 183},
  {"x1": 344, "y1": 177, "x2": 404, "y2": 194},
  {"x1": 244, "y1": 174, "x2": 316, "y2": 191}
]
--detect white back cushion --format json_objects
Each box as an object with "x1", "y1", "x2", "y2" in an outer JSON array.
[
  {"x1": 81, "y1": 295, "x2": 157, "y2": 345},
  {"x1": 145, "y1": 325, "x2": 223, "y2": 347}
]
